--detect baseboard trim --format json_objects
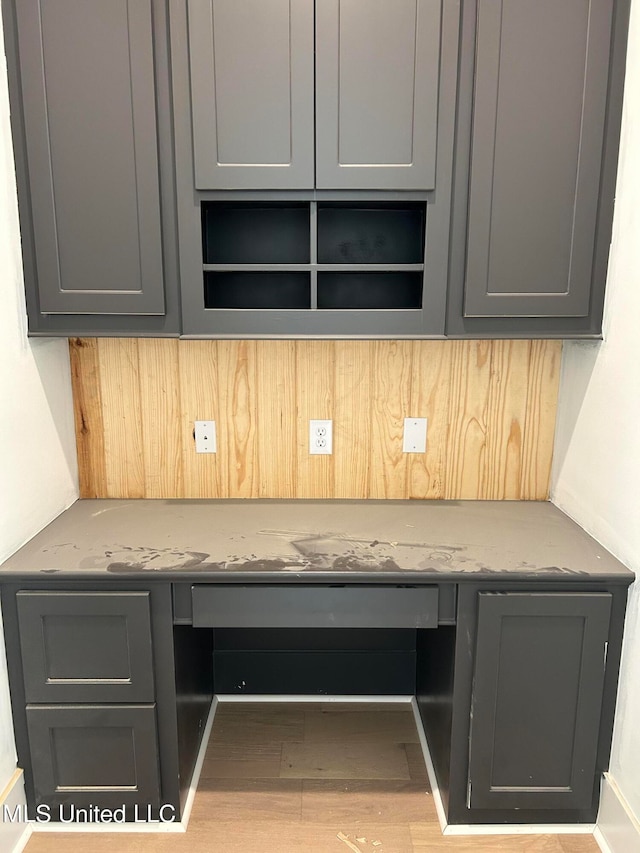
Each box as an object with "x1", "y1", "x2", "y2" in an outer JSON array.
[
  {"x1": 215, "y1": 693, "x2": 414, "y2": 703},
  {"x1": 0, "y1": 768, "x2": 32, "y2": 853},
  {"x1": 32, "y1": 698, "x2": 219, "y2": 834},
  {"x1": 409, "y1": 699, "x2": 596, "y2": 837},
  {"x1": 595, "y1": 772, "x2": 640, "y2": 853}
]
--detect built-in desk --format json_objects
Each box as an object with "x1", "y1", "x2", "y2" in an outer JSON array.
[{"x1": 0, "y1": 500, "x2": 633, "y2": 828}]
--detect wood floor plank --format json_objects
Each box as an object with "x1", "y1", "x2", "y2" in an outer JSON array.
[
  {"x1": 410, "y1": 825, "x2": 567, "y2": 851},
  {"x1": 281, "y1": 742, "x2": 410, "y2": 780},
  {"x1": 200, "y1": 742, "x2": 283, "y2": 779},
  {"x1": 304, "y1": 707, "x2": 419, "y2": 743},
  {"x1": 301, "y1": 779, "x2": 436, "y2": 824},
  {"x1": 404, "y1": 742, "x2": 430, "y2": 783},
  {"x1": 558, "y1": 836, "x2": 601, "y2": 852},
  {"x1": 190, "y1": 778, "x2": 302, "y2": 822},
  {"x1": 210, "y1": 705, "x2": 305, "y2": 744}
]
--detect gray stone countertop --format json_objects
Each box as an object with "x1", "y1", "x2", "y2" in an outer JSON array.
[{"x1": 0, "y1": 499, "x2": 633, "y2": 582}]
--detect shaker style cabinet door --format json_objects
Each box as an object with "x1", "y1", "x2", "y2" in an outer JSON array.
[
  {"x1": 315, "y1": 0, "x2": 442, "y2": 190},
  {"x1": 187, "y1": 0, "x2": 315, "y2": 189},
  {"x1": 468, "y1": 592, "x2": 612, "y2": 811},
  {"x1": 13, "y1": 0, "x2": 166, "y2": 315},
  {"x1": 463, "y1": 0, "x2": 614, "y2": 318},
  {"x1": 26, "y1": 705, "x2": 160, "y2": 812}
]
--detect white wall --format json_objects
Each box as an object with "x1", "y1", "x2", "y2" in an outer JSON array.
[
  {"x1": 552, "y1": 0, "x2": 640, "y2": 825},
  {"x1": 0, "y1": 9, "x2": 78, "y2": 789}
]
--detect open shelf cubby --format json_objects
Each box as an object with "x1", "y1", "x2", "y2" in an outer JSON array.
[
  {"x1": 318, "y1": 271, "x2": 423, "y2": 309},
  {"x1": 203, "y1": 272, "x2": 311, "y2": 310},
  {"x1": 317, "y1": 202, "x2": 425, "y2": 264},
  {"x1": 202, "y1": 202, "x2": 310, "y2": 264},
  {"x1": 200, "y1": 201, "x2": 426, "y2": 314}
]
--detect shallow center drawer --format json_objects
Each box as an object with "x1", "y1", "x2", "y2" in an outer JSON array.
[{"x1": 191, "y1": 585, "x2": 438, "y2": 629}]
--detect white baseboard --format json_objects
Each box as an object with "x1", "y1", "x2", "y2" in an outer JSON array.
[
  {"x1": 595, "y1": 773, "x2": 640, "y2": 853},
  {"x1": 215, "y1": 694, "x2": 414, "y2": 704},
  {"x1": 0, "y1": 769, "x2": 32, "y2": 853}
]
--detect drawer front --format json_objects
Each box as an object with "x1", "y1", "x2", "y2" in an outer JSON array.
[
  {"x1": 26, "y1": 704, "x2": 160, "y2": 811},
  {"x1": 192, "y1": 585, "x2": 439, "y2": 629},
  {"x1": 17, "y1": 591, "x2": 154, "y2": 703}
]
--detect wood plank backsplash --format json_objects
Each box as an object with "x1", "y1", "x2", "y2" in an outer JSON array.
[{"x1": 70, "y1": 338, "x2": 561, "y2": 500}]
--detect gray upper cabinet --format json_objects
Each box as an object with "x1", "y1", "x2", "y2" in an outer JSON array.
[
  {"x1": 188, "y1": 0, "x2": 315, "y2": 190},
  {"x1": 464, "y1": 0, "x2": 613, "y2": 319},
  {"x1": 13, "y1": 0, "x2": 165, "y2": 315},
  {"x1": 187, "y1": 0, "x2": 441, "y2": 192},
  {"x1": 315, "y1": 0, "x2": 441, "y2": 190},
  {"x1": 3, "y1": 0, "x2": 181, "y2": 335},
  {"x1": 446, "y1": 0, "x2": 630, "y2": 337}
]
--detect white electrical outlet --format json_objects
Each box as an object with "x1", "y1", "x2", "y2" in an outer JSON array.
[
  {"x1": 309, "y1": 419, "x2": 333, "y2": 455},
  {"x1": 403, "y1": 417, "x2": 427, "y2": 453},
  {"x1": 194, "y1": 420, "x2": 217, "y2": 453}
]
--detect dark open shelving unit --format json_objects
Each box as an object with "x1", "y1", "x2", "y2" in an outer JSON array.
[{"x1": 200, "y1": 200, "x2": 427, "y2": 317}]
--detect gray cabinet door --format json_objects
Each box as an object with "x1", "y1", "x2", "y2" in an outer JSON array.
[
  {"x1": 17, "y1": 591, "x2": 154, "y2": 703},
  {"x1": 188, "y1": 0, "x2": 315, "y2": 189},
  {"x1": 13, "y1": 0, "x2": 165, "y2": 316},
  {"x1": 463, "y1": 0, "x2": 614, "y2": 318},
  {"x1": 315, "y1": 0, "x2": 441, "y2": 190},
  {"x1": 468, "y1": 592, "x2": 611, "y2": 810},
  {"x1": 26, "y1": 705, "x2": 160, "y2": 812}
]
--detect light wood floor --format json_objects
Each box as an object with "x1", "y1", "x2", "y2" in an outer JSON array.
[{"x1": 25, "y1": 702, "x2": 600, "y2": 853}]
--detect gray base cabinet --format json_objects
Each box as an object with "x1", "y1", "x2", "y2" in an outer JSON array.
[
  {"x1": 468, "y1": 592, "x2": 611, "y2": 811},
  {"x1": 15, "y1": 591, "x2": 161, "y2": 815},
  {"x1": 1, "y1": 578, "x2": 630, "y2": 827}
]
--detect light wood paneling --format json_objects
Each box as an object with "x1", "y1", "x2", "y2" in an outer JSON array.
[
  {"x1": 97, "y1": 337, "x2": 145, "y2": 498},
  {"x1": 217, "y1": 341, "x2": 259, "y2": 498},
  {"x1": 70, "y1": 339, "x2": 561, "y2": 500},
  {"x1": 69, "y1": 338, "x2": 105, "y2": 498}
]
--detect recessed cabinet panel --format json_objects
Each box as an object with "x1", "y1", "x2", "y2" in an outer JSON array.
[
  {"x1": 17, "y1": 591, "x2": 154, "y2": 703},
  {"x1": 315, "y1": 0, "x2": 441, "y2": 189},
  {"x1": 188, "y1": 0, "x2": 315, "y2": 189},
  {"x1": 26, "y1": 705, "x2": 160, "y2": 811},
  {"x1": 14, "y1": 0, "x2": 165, "y2": 315},
  {"x1": 468, "y1": 592, "x2": 611, "y2": 810},
  {"x1": 463, "y1": 0, "x2": 614, "y2": 318}
]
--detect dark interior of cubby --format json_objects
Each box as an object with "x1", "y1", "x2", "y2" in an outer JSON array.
[
  {"x1": 317, "y1": 202, "x2": 426, "y2": 264},
  {"x1": 318, "y1": 271, "x2": 423, "y2": 309},
  {"x1": 202, "y1": 202, "x2": 310, "y2": 264},
  {"x1": 204, "y1": 272, "x2": 310, "y2": 309}
]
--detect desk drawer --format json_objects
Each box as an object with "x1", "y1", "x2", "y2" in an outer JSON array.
[
  {"x1": 17, "y1": 591, "x2": 154, "y2": 703},
  {"x1": 191, "y1": 585, "x2": 439, "y2": 629}
]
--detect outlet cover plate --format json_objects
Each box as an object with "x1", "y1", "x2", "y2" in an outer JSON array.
[
  {"x1": 403, "y1": 418, "x2": 427, "y2": 453},
  {"x1": 195, "y1": 420, "x2": 217, "y2": 453},
  {"x1": 309, "y1": 419, "x2": 333, "y2": 455}
]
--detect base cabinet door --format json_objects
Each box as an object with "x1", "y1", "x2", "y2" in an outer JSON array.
[
  {"x1": 468, "y1": 592, "x2": 611, "y2": 810},
  {"x1": 26, "y1": 705, "x2": 160, "y2": 814}
]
